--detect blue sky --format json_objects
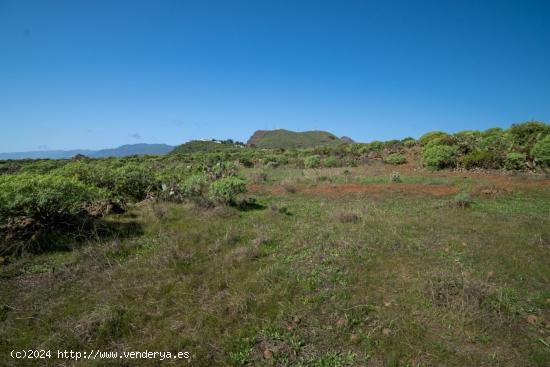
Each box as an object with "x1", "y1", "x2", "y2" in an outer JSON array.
[{"x1": 1, "y1": 0, "x2": 549, "y2": 152}]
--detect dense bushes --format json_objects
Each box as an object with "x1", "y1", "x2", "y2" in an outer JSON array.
[
  {"x1": 531, "y1": 135, "x2": 550, "y2": 168},
  {"x1": 323, "y1": 156, "x2": 339, "y2": 167},
  {"x1": 509, "y1": 121, "x2": 549, "y2": 153},
  {"x1": 208, "y1": 177, "x2": 247, "y2": 204},
  {"x1": 422, "y1": 145, "x2": 458, "y2": 169},
  {"x1": 180, "y1": 174, "x2": 209, "y2": 200},
  {"x1": 462, "y1": 151, "x2": 501, "y2": 169},
  {"x1": 0, "y1": 174, "x2": 105, "y2": 225},
  {"x1": 0, "y1": 174, "x2": 107, "y2": 253},
  {"x1": 0, "y1": 173, "x2": 111, "y2": 255},
  {"x1": 504, "y1": 153, "x2": 526, "y2": 170},
  {"x1": 478, "y1": 133, "x2": 511, "y2": 153},
  {"x1": 202, "y1": 161, "x2": 239, "y2": 180},
  {"x1": 114, "y1": 165, "x2": 159, "y2": 201},
  {"x1": 260, "y1": 155, "x2": 288, "y2": 168},
  {"x1": 304, "y1": 155, "x2": 321, "y2": 168},
  {"x1": 59, "y1": 162, "x2": 159, "y2": 201},
  {"x1": 411, "y1": 122, "x2": 549, "y2": 170},
  {"x1": 238, "y1": 157, "x2": 254, "y2": 168},
  {"x1": 60, "y1": 162, "x2": 117, "y2": 191},
  {"x1": 418, "y1": 131, "x2": 449, "y2": 146},
  {"x1": 383, "y1": 153, "x2": 406, "y2": 165},
  {"x1": 178, "y1": 171, "x2": 247, "y2": 205},
  {"x1": 454, "y1": 130, "x2": 482, "y2": 154}
]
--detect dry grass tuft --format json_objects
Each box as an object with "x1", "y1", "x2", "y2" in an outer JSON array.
[{"x1": 335, "y1": 210, "x2": 361, "y2": 223}]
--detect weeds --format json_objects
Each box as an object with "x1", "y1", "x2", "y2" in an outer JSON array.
[
  {"x1": 452, "y1": 192, "x2": 473, "y2": 208},
  {"x1": 390, "y1": 172, "x2": 402, "y2": 182}
]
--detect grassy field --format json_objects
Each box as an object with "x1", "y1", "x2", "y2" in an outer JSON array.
[{"x1": 1, "y1": 162, "x2": 549, "y2": 366}]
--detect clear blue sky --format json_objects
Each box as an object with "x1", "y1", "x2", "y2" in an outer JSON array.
[{"x1": 1, "y1": 0, "x2": 549, "y2": 152}]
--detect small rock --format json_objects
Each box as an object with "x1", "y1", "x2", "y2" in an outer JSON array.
[
  {"x1": 263, "y1": 349, "x2": 273, "y2": 359},
  {"x1": 527, "y1": 315, "x2": 538, "y2": 325}
]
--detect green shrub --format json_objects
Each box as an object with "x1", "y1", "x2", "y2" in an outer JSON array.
[
  {"x1": 365, "y1": 141, "x2": 384, "y2": 151},
  {"x1": 0, "y1": 162, "x2": 20, "y2": 175},
  {"x1": 481, "y1": 127, "x2": 504, "y2": 138},
  {"x1": 383, "y1": 153, "x2": 407, "y2": 165},
  {"x1": 452, "y1": 192, "x2": 473, "y2": 209},
  {"x1": 18, "y1": 160, "x2": 65, "y2": 174},
  {"x1": 208, "y1": 177, "x2": 247, "y2": 204},
  {"x1": 462, "y1": 150, "x2": 501, "y2": 169},
  {"x1": 260, "y1": 155, "x2": 288, "y2": 167},
  {"x1": 61, "y1": 160, "x2": 165, "y2": 201},
  {"x1": 304, "y1": 155, "x2": 321, "y2": 169},
  {"x1": 418, "y1": 131, "x2": 449, "y2": 146},
  {"x1": 323, "y1": 156, "x2": 339, "y2": 168},
  {"x1": 421, "y1": 145, "x2": 458, "y2": 169},
  {"x1": 453, "y1": 130, "x2": 482, "y2": 154},
  {"x1": 383, "y1": 139, "x2": 403, "y2": 150},
  {"x1": 509, "y1": 121, "x2": 550, "y2": 152},
  {"x1": 0, "y1": 174, "x2": 104, "y2": 225},
  {"x1": 403, "y1": 139, "x2": 416, "y2": 148},
  {"x1": 238, "y1": 157, "x2": 254, "y2": 168},
  {"x1": 203, "y1": 161, "x2": 239, "y2": 180},
  {"x1": 505, "y1": 152, "x2": 526, "y2": 170},
  {"x1": 179, "y1": 174, "x2": 209, "y2": 199},
  {"x1": 59, "y1": 162, "x2": 118, "y2": 191},
  {"x1": 478, "y1": 134, "x2": 512, "y2": 153},
  {"x1": 114, "y1": 165, "x2": 159, "y2": 201},
  {"x1": 424, "y1": 135, "x2": 458, "y2": 149},
  {"x1": 531, "y1": 135, "x2": 550, "y2": 168}
]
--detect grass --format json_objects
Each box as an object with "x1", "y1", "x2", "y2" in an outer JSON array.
[{"x1": 0, "y1": 165, "x2": 549, "y2": 366}]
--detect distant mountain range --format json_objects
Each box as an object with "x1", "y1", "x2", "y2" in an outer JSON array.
[
  {"x1": 247, "y1": 129, "x2": 353, "y2": 149},
  {"x1": 1, "y1": 130, "x2": 355, "y2": 159},
  {"x1": 0, "y1": 144, "x2": 174, "y2": 160}
]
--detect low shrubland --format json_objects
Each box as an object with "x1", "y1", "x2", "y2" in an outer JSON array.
[
  {"x1": 0, "y1": 173, "x2": 107, "y2": 253},
  {"x1": 0, "y1": 121, "x2": 549, "y2": 366},
  {"x1": 1, "y1": 168, "x2": 547, "y2": 366}
]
